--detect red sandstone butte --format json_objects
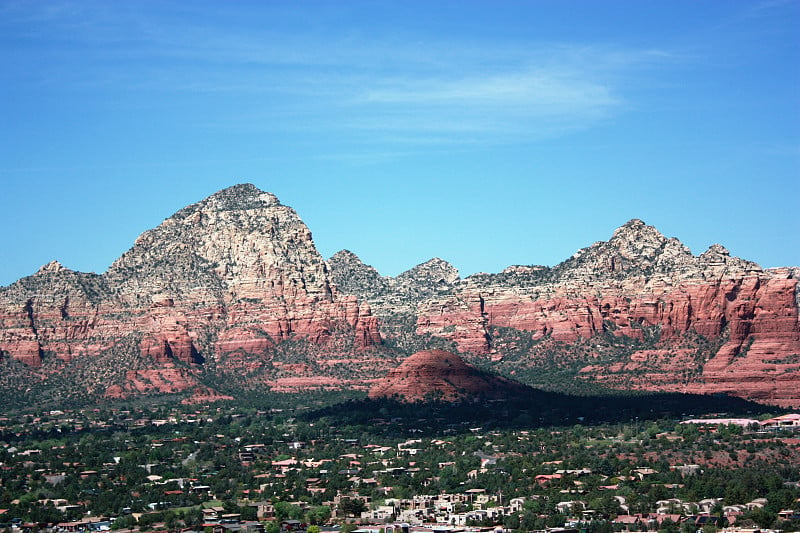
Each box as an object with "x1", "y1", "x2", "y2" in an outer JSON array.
[{"x1": 369, "y1": 349, "x2": 527, "y2": 402}]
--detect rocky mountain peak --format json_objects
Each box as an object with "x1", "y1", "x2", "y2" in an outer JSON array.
[
  {"x1": 553, "y1": 219, "x2": 683, "y2": 281},
  {"x1": 698, "y1": 243, "x2": 761, "y2": 275},
  {"x1": 166, "y1": 184, "x2": 280, "y2": 224},
  {"x1": 328, "y1": 255, "x2": 461, "y2": 317},
  {"x1": 38, "y1": 260, "x2": 66, "y2": 274},
  {"x1": 608, "y1": 219, "x2": 669, "y2": 257},
  {"x1": 330, "y1": 249, "x2": 362, "y2": 263},
  {"x1": 618, "y1": 217, "x2": 646, "y2": 229},
  {"x1": 0, "y1": 184, "x2": 382, "y2": 378},
  {"x1": 397, "y1": 257, "x2": 459, "y2": 285},
  {"x1": 327, "y1": 250, "x2": 389, "y2": 298},
  {"x1": 701, "y1": 243, "x2": 730, "y2": 260},
  {"x1": 105, "y1": 185, "x2": 331, "y2": 306},
  {"x1": 204, "y1": 183, "x2": 280, "y2": 211}
]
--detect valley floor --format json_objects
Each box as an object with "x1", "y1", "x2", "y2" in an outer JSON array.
[{"x1": 1, "y1": 401, "x2": 799, "y2": 533}]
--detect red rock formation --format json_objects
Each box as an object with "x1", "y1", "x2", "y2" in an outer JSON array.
[
  {"x1": 0, "y1": 186, "x2": 382, "y2": 405},
  {"x1": 104, "y1": 366, "x2": 206, "y2": 399},
  {"x1": 685, "y1": 276, "x2": 800, "y2": 407},
  {"x1": 181, "y1": 389, "x2": 235, "y2": 405},
  {"x1": 210, "y1": 295, "x2": 379, "y2": 356},
  {"x1": 422, "y1": 276, "x2": 798, "y2": 350},
  {"x1": 417, "y1": 268, "x2": 800, "y2": 407},
  {"x1": 0, "y1": 307, "x2": 43, "y2": 367},
  {"x1": 139, "y1": 297, "x2": 201, "y2": 363},
  {"x1": 369, "y1": 349, "x2": 527, "y2": 402},
  {"x1": 0, "y1": 262, "x2": 114, "y2": 367},
  {"x1": 1, "y1": 195, "x2": 797, "y2": 409}
]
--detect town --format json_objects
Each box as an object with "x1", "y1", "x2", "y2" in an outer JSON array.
[{"x1": 1, "y1": 404, "x2": 799, "y2": 533}]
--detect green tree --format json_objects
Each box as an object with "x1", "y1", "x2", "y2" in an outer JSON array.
[
  {"x1": 659, "y1": 518, "x2": 680, "y2": 533},
  {"x1": 339, "y1": 498, "x2": 366, "y2": 518},
  {"x1": 305, "y1": 506, "x2": 332, "y2": 525},
  {"x1": 274, "y1": 501, "x2": 304, "y2": 521},
  {"x1": 702, "y1": 524, "x2": 717, "y2": 533},
  {"x1": 111, "y1": 515, "x2": 136, "y2": 530},
  {"x1": 164, "y1": 510, "x2": 178, "y2": 531}
]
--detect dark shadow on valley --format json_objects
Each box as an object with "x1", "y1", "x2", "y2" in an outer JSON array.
[{"x1": 301, "y1": 387, "x2": 775, "y2": 436}]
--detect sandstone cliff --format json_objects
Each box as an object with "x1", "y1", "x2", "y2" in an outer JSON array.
[
  {"x1": 1, "y1": 189, "x2": 798, "y2": 409},
  {"x1": 411, "y1": 220, "x2": 800, "y2": 407},
  {"x1": 331, "y1": 219, "x2": 800, "y2": 407},
  {"x1": 0, "y1": 184, "x2": 383, "y2": 402}
]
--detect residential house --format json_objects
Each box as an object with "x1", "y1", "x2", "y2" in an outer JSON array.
[{"x1": 761, "y1": 413, "x2": 800, "y2": 429}]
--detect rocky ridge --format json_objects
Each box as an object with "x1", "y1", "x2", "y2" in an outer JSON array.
[
  {"x1": 1, "y1": 188, "x2": 798, "y2": 408},
  {"x1": 409, "y1": 220, "x2": 800, "y2": 406},
  {"x1": 0, "y1": 184, "x2": 384, "y2": 402},
  {"x1": 327, "y1": 251, "x2": 459, "y2": 317},
  {"x1": 329, "y1": 220, "x2": 799, "y2": 407}
]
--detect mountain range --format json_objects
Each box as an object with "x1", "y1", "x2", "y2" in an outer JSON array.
[{"x1": 1, "y1": 184, "x2": 798, "y2": 410}]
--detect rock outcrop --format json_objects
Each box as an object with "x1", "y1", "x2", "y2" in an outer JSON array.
[
  {"x1": 0, "y1": 261, "x2": 116, "y2": 367},
  {"x1": 1, "y1": 189, "x2": 798, "y2": 408},
  {"x1": 327, "y1": 250, "x2": 391, "y2": 301},
  {"x1": 327, "y1": 252, "x2": 458, "y2": 318},
  {"x1": 368, "y1": 349, "x2": 526, "y2": 402},
  {"x1": 412, "y1": 220, "x2": 800, "y2": 407},
  {"x1": 0, "y1": 184, "x2": 381, "y2": 399}
]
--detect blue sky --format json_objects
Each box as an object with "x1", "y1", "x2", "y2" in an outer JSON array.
[{"x1": 1, "y1": 0, "x2": 798, "y2": 286}]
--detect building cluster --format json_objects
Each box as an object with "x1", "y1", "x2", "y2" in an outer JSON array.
[{"x1": 1, "y1": 407, "x2": 799, "y2": 533}]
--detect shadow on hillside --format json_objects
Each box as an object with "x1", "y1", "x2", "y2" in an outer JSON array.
[{"x1": 301, "y1": 387, "x2": 774, "y2": 435}]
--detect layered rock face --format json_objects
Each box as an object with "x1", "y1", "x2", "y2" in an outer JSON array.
[
  {"x1": 0, "y1": 261, "x2": 117, "y2": 367},
  {"x1": 1, "y1": 189, "x2": 797, "y2": 408},
  {"x1": 0, "y1": 185, "x2": 380, "y2": 396},
  {"x1": 411, "y1": 220, "x2": 800, "y2": 406},
  {"x1": 368, "y1": 349, "x2": 526, "y2": 402}
]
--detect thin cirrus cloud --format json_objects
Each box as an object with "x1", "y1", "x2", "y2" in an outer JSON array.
[
  {"x1": 1, "y1": 1, "x2": 662, "y2": 148},
  {"x1": 344, "y1": 69, "x2": 619, "y2": 143},
  {"x1": 191, "y1": 44, "x2": 639, "y2": 145},
  {"x1": 134, "y1": 44, "x2": 634, "y2": 146},
  {"x1": 185, "y1": 64, "x2": 623, "y2": 146}
]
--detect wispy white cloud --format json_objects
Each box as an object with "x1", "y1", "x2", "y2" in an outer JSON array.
[
  {"x1": 177, "y1": 41, "x2": 652, "y2": 145},
  {"x1": 342, "y1": 69, "x2": 617, "y2": 142},
  {"x1": 1, "y1": 1, "x2": 670, "y2": 147},
  {"x1": 361, "y1": 71, "x2": 613, "y2": 107}
]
